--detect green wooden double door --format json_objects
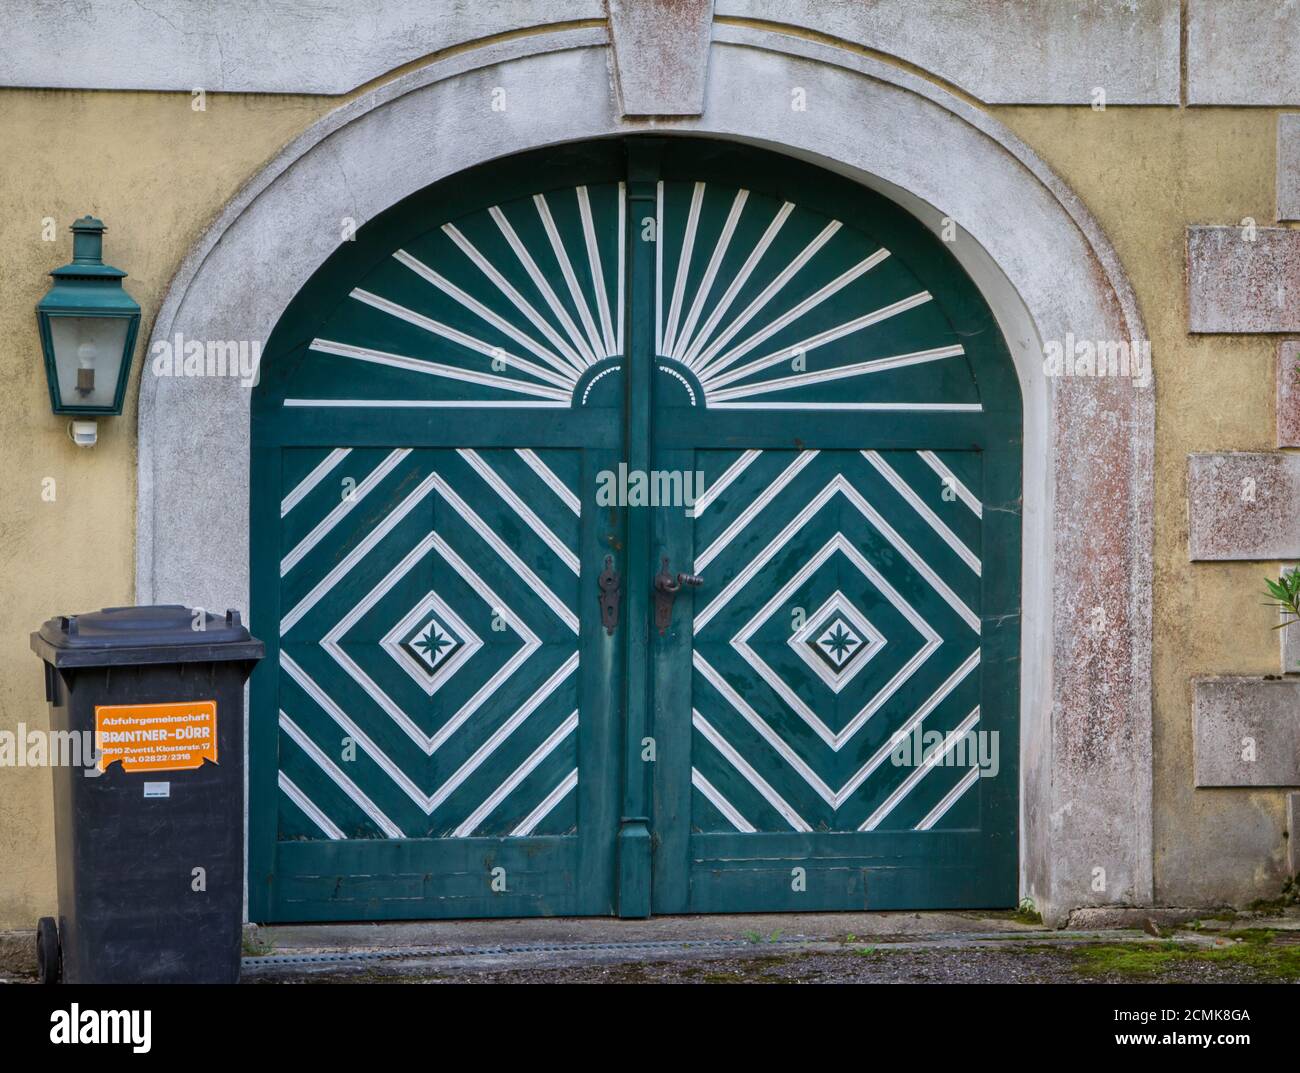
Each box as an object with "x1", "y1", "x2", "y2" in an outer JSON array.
[{"x1": 249, "y1": 138, "x2": 1022, "y2": 922}]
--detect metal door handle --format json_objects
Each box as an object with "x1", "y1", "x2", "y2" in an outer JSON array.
[{"x1": 653, "y1": 556, "x2": 703, "y2": 634}]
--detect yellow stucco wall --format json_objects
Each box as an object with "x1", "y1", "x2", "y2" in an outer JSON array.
[
  {"x1": 0, "y1": 83, "x2": 1291, "y2": 924},
  {"x1": 0, "y1": 89, "x2": 332, "y2": 926}
]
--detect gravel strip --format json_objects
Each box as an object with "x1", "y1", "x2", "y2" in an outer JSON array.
[{"x1": 256, "y1": 943, "x2": 1294, "y2": 985}]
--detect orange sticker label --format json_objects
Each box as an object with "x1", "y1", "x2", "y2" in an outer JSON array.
[{"x1": 93, "y1": 700, "x2": 218, "y2": 773}]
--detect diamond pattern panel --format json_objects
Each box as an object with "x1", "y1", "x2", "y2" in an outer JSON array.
[
  {"x1": 690, "y1": 448, "x2": 986, "y2": 833},
  {"x1": 275, "y1": 446, "x2": 583, "y2": 840}
]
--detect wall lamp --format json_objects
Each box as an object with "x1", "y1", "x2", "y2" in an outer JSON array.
[{"x1": 36, "y1": 216, "x2": 141, "y2": 447}]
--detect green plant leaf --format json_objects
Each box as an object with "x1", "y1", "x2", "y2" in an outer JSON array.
[{"x1": 1264, "y1": 570, "x2": 1300, "y2": 626}]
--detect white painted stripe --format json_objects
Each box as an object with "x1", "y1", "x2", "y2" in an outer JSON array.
[
  {"x1": 691, "y1": 220, "x2": 842, "y2": 374},
  {"x1": 702, "y1": 249, "x2": 894, "y2": 381},
  {"x1": 309, "y1": 338, "x2": 570, "y2": 401},
  {"x1": 691, "y1": 768, "x2": 756, "y2": 833},
  {"x1": 443, "y1": 220, "x2": 589, "y2": 372},
  {"x1": 861, "y1": 708, "x2": 981, "y2": 831},
  {"x1": 672, "y1": 188, "x2": 748, "y2": 361},
  {"x1": 284, "y1": 399, "x2": 567, "y2": 409},
  {"x1": 453, "y1": 711, "x2": 578, "y2": 837},
  {"x1": 283, "y1": 647, "x2": 576, "y2": 821},
  {"x1": 831, "y1": 652, "x2": 981, "y2": 805},
  {"x1": 278, "y1": 770, "x2": 346, "y2": 840},
  {"x1": 706, "y1": 341, "x2": 961, "y2": 400},
  {"x1": 280, "y1": 448, "x2": 351, "y2": 518},
  {"x1": 278, "y1": 708, "x2": 405, "y2": 837},
  {"x1": 862, "y1": 450, "x2": 981, "y2": 574},
  {"x1": 281, "y1": 471, "x2": 437, "y2": 633},
  {"x1": 693, "y1": 653, "x2": 836, "y2": 806},
  {"x1": 728, "y1": 532, "x2": 942, "y2": 750},
  {"x1": 280, "y1": 654, "x2": 430, "y2": 811},
  {"x1": 919, "y1": 450, "x2": 983, "y2": 517},
  {"x1": 654, "y1": 180, "x2": 664, "y2": 358},
  {"x1": 433, "y1": 475, "x2": 580, "y2": 634},
  {"x1": 426, "y1": 654, "x2": 579, "y2": 815},
  {"x1": 486, "y1": 207, "x2": 598, "y2": 368},
  {"x1": 393, "y1": 249, "x2": 583, "y2": 381},
  {"x1": 535, "y1": 192, "x2": 607, "y2": 360},
  {"x1": 703, "y1": 288, "x2": 936, "y2": 390},
  {"x1": 693, "y1": 709, "x2": 812, "y2": 832},
  {"x1": 662, "y1": 181, "x2": 705, "y2": 357},
  {"x1": 694, "y1": 450, "x2": 818, "y2": 573},
  {"x1": 916, "y1": 765, "x2": 981, "y2": 831},
  {"x1": 576, "y1": 186, "x2": 617, "y2": 358},
  {"x1": 516, "y1": 448, "x2": 581, "y2": 516},
  {"x1": 695, "y1": 473, "x2": 980, "y2": 634},
  {"x1": 689, "y1": 449, "x2": 760, "y2": 519},
  {"x1": 319, "y1": 533, "x2": 448, "y2": 750},
  {"x1": 458, "y1": 449, "x2": 580, "y2": 574},
  {"x1": 280, "y1": 448, "x2": 409, "y2": 576},
  {"x1": 835, "y1": 476, "x2": 981, "y2": 633},
  {"x1": 681, "y1": 201, "x2": 794, "y2": 369},
  {"x1": 426, "y1": 533, "x2": 543, "y2": 754},
  {"x1": 512, "y1": 768, "x2": 578, "y2": 836},
  {"x1": 349, "y1": 290, "x2": 574, "y2": 389},
  {"x1": 693, "y1": 648, "x2": 980, "y2": 810}
]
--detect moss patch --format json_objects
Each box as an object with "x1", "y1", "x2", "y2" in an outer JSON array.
[
  {"x1": 1247, "y1": 876, "x2": 1300, "y2": 913},
  {"x1": 1069, "y1": 936, "x2": 1300, "y2": 981},
  {"x1": 977, "y1": 900, "x2": 1043, "y2": 926},
  {"x1": 241, "y1": 933, "x2": 276, "y2": 957}
]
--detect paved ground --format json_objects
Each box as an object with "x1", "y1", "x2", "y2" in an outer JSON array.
[
  {"x1": 236, "y1": 909, "x2": 1300, "y2": 985},
  {"x1": 258, "y1": 945, "x2": 1288, "y2": 985},
  {"x1": 5, "y1": 909, "x2": 1298, "y2": 983}
]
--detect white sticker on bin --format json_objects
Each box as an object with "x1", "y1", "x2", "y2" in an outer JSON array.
[{"x1": 143, "y1": 782, "x2": 170, "y2": 798}]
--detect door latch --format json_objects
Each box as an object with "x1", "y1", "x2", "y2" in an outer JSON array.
[
  {"x1": 597, "y1": 555, "x2": 621, "y2": 635},
  {"x1": 653, "y1": 556, "x2": 703, "y2": 635}
]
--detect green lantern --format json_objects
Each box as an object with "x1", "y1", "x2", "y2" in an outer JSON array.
[{"x1": 36, "y1": 216, "x2": 141, "y2": 437}]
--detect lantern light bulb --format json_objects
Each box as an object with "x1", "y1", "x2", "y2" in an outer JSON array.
[{"x1": 75, "y1": 339, "x2": 96, "y2": 395}]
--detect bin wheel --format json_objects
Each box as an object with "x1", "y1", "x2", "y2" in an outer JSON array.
[{"x1": 36, "y1": 917, "x2": 60, "y2": 984}]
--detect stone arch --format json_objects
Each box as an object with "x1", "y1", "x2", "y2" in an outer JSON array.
[{"x1": 137, "y1": 22, "x2": 1152, "y2": 925}]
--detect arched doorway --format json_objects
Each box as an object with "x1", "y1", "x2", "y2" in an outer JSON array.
[{"x1": 247, "y1": 137, "x2": 1022, "y2": 920}]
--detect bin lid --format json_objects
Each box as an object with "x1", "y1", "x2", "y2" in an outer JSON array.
[{"x1": 30, "y1": 605, "x2": 265, "y2": 668}]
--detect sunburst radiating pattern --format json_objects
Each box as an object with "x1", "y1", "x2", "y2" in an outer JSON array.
[
  {"x1": 654, "y1": 181, "x2": 983, "y2": 412},
  {"x1": 280, "y1": 178, "x2": 985, "y2": 413},
  {"x1": 285, "y1": 184, "x2": 626, "y2": 409}
]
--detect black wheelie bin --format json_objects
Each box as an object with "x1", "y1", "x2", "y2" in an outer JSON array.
[{"x1": 30, "y1": 605, "x2": 263, "y2": 983}]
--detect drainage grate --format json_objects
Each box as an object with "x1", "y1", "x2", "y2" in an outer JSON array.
[{"x1": 242, "y1": 935, "x2": 815, "y2": 968}]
